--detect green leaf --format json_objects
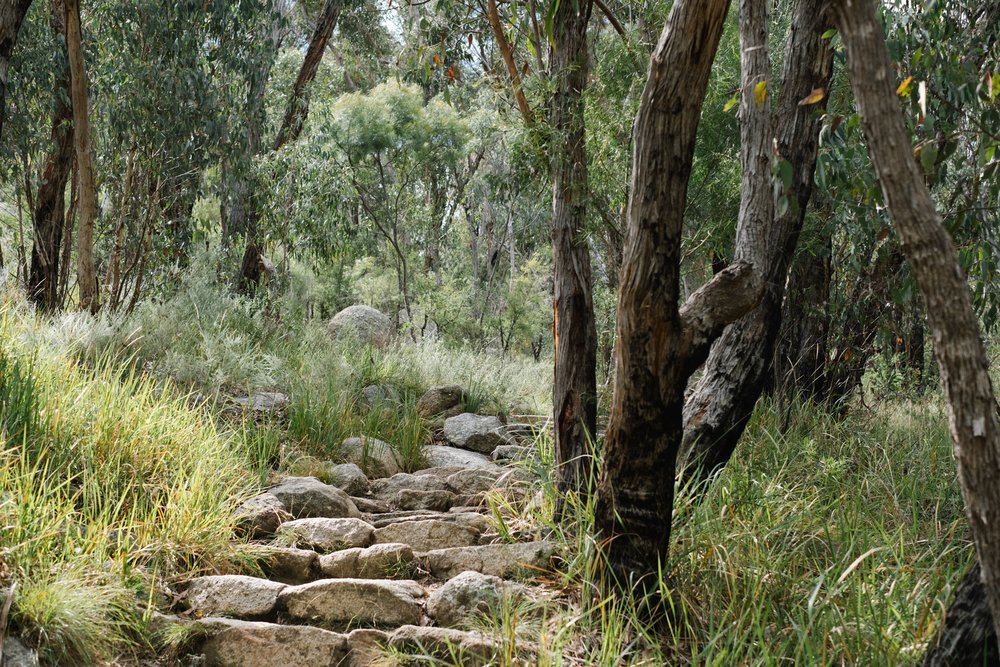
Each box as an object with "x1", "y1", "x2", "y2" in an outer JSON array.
[
  {"x1": 821, "y1": 28, "x2": 837, "y2": 39},
  {"x1": 723, "y1": 94, "x2": 739, "y2": 112},
  {"x1": 777, "y1": 195, "x2": 790, "y2": 217},
  {"x1": 778, "y1": 159, "x2": 793, "y2": 190}
]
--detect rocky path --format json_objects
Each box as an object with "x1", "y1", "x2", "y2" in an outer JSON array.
[{"x1": 160, "y1": 419, "x2": 556, "y2": 667}]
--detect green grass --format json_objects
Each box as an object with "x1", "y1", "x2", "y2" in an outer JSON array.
[
  {"x1": 0, "y1": 275, "x2": 976, "y2": 666},
  {"x1": 0, "y1": 293, "x2": 268, "y2": 664},
  {"x1": 456, "y1": 396, "x2": 969, "y2": 666}
]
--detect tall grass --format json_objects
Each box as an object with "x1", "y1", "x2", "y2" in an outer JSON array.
[
  {"x1": 0, "y1": 293, "x2": 268, "y2": 663},
  {"x1": 450, "y1": 396, "x2": 969, "y2": 666}
]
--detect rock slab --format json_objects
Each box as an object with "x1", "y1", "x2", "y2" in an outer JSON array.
[
  {"x1": 279, "y1": 579, "x2": 425, "y2": 627},
  {"x1": 198, "y1": 618, "x2": 349, "y2": 667},
  {"x1": 443, "y1": 413, "x2": 509, "y2": 453},
  {"x1": 269, "y1": 477, "x2": 361, "y2": 519},
  {"x1": 277, "y1": 517, "x2": 374, "y2": 552},
  {"x1": 185, "y1": 575, "x2": 286, "y2": 619}
]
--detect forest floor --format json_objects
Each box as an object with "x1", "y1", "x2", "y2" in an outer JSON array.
[{"x1": 0, "y1": 284, "x2": 979, "y2": 666}]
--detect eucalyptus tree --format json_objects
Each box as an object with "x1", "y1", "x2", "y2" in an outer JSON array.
[
  {"x1": 64, "y1": 0, "x2": 98, "y2": 313},
  {"x1": 0, "y1": 0, "x2": 32, "y2": 142},
  {"x1": 593, "y1": 0, "x2": 765, "y2": 594},
  {"x1": 27, "y1": 0, "x2": 71, "y2": 311},
  {"x1": 833, "y1": 0, "x2": 1000, "y2": 662},
  {"x1": 679, "y1": 0, "x2": 834, "y2": 483},
  {"x1": 320, "y1": 82, "x2": 472, "y2": 329}
]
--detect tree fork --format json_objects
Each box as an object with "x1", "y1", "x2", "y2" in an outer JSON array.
[
  {"x1": 592, "y1": 0, "x2": 766, "y2": 597},
  {"x1": 680, "y1": 0, "x2": 834, "y2": 485}
]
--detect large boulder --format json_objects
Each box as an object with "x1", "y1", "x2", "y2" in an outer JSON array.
[
  {"x1": 341, "y1": 436, "x2": 401, "y2": 478},
  {"x1": 416, "y1": 385, "x2": 466, "y2": 418},
  {"x1": 279, "y1": 579, "x2": 425, "y2": 627},
  {"x1": 327, "y1": 305, "x2": 394, "y2": 348},
  {"x1": 234, "y1": 493, "x2": 292, "y2": 539},
  {"x1": 268, "y1": 477, "x2": 361, "y2": 519},
  {"x1": 427, "y1": 571, "x2": 525, "y2": 628},
  {"x1": 442, "y1": 414, "x2": 511, "y2": 454},
  {"x1": 327, "y1": 463, "x2": 369, "y2": 496}
]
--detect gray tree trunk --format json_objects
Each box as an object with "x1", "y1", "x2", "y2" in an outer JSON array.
[
  {"x1": 834, "y1": 0, "x2": 1000, "y2": 656},
  {"x1": 64, "y1": 0, "x2": 98, "y2": 313}
]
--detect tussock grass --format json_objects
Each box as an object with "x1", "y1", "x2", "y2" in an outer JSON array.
[{"x1": 0, "y1": 292, "x2": 266, "y2": 663}]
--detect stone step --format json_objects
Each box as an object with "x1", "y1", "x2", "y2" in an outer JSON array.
[
  {"x1": 278, "y1": 578, "x2": 426, "y2": 627},
  {"x1": 195, "y1": 617, "x2": 349, "y2": 667},
  {"x1": 418, "y1": 541, "x2": 556, "y2": 580},
  {"x1": 373, "y1": 518, "x2": 480, "y2": 552}
]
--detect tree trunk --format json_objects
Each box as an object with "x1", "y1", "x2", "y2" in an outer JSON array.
[
  {"x1": 272, "y1": 0, "x2": 340, "y2": 151},
  {"x1": 64, "y1": 0, "x2": 98, "y2": 313},
  {"x1": 834, "y1": 0, "x2": 1000, "y2": 654},
  {"x1": 549, "y1": 0, "x2": 597, "y2": 521},
  {"x1": 773, "y1": 233, "x2": 833, "y2": 404},
  {"x1": 923, "y1": 561, "x2": 1000, "y2": 667},
  {"x1": 0, "y1": 0, "x2": 32, "y2": 142},
  {"x1": 485, "y1": 0, "x2": 534, "y2": 125},
  {"x1": 680, "y1": 0, "x2": 833, "y2": 484},
  {"x1": 593, "y1": 0, "x2": 763, "y2": 597},
  {"x1": 28, "y1": 0, "x2": 72, "y2": 311}
]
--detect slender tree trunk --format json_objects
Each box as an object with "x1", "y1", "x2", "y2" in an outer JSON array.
[
  {"x1": 64, "y1": 0, "x2": 98, "y2": 313},
  {"x1": 272, "y1": 0, "x2": 340, "y2": 151},
  {"x1": 593, "y1": 0, "x2": 764, "y2": 597},
  {"x1": 28, "y1": 1, "x2": 72, "y2": 311},
  {"x1": 485, "y1": 0, "x2": 534, "y2": 125},
  {"x1": 834, "y1": 0, "x2": 1000, "y2": 656},
  {"x1": 680, "y1": 0, "x2": 833, "y2": 483},
  {"x1": 550, "y1": 0, "x2": 597, "y2": 521},
  {"x1": 0, "y1": 0, "x2": 32, "y2": 142}
]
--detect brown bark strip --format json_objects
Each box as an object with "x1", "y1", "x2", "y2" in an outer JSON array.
[
  {"x1": 485, "y1": 0, "x2": 534, "y2": 125},
  {"x1": 834, "y1": 0, "x2": 1000, "y2": 655},
  {"x1": 550, "y1": 0, "x2": 597, "y2": 521},
  {"x1": 272, "y1": 0, "x2": 340, "y2": 151},
  {"x1": 593, "y1": 0, "x2": 761, "y2": 597},
  {"x1": 681, "y1": 0, "x2": 834, "y2": 483},
  {"x1": 0, "y1": 0, "x2": 33, "y2": 141},
  {"x1": 65, "y1": 0, "x2": 99, "y2": 313}
]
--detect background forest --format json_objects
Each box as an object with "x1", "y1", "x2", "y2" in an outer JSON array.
[{"x1": 0, "y1": 0, "x2": 999, "y2": 665}]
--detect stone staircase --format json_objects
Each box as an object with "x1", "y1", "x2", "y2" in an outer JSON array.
[{"x1": 161, "y1": 455, "x2": 556, "y2": 666}]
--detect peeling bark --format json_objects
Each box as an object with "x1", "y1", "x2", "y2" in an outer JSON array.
[{"x1": 272, "y1": 0, "x2": 340, "y2": 151}]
